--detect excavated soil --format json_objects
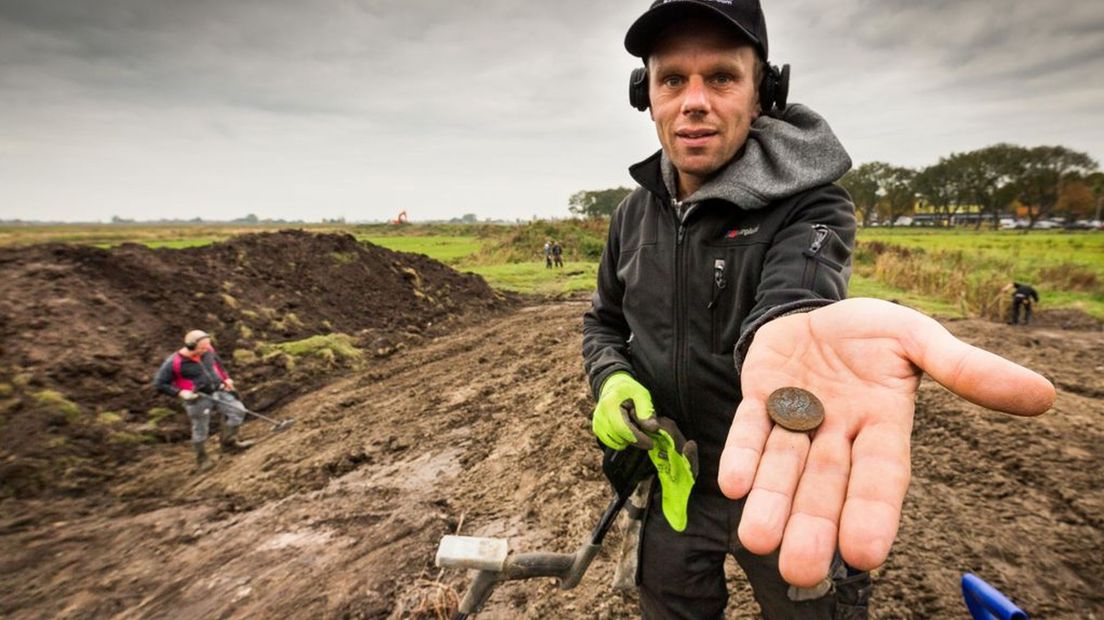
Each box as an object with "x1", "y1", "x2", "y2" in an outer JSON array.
[
  {"x1": 0, "y1": 231, "x2": 514, "y2": 498},
  {"x1": 1, "y1": 237, "x2": 1102, "y2": 618}
]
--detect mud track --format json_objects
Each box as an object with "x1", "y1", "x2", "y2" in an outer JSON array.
[{"x1": 1, "y1": 303, "x2": 1102, "y2": 619}]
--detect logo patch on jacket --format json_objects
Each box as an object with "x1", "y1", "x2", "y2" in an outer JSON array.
[{"x1": 724, "y1": 225, "x2": 759, "y2": 239}]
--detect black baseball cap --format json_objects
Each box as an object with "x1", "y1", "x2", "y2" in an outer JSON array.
[{"x1": 624, "y1": 0, "x2": 769, "y2": 60}]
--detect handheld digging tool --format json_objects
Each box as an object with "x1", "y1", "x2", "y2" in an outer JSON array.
[
  {"x1": 195, "y1": 392, "x2": 296, "y2": 432},
  {"x1": 436, "y1": 444, "x2": 652, "y2": 620},
  {"x1": 962, "y1": 573, "x2": 1028, "y2": 620}
]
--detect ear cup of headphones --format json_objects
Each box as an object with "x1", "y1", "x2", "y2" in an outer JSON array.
[
  {"x1": 759, "y1": 63, "x2": 790, "y2": 114},
  {"x1": 629, "y1": 67, "x2": 649, "y2": 111},
  {"x1": 774, "y1": 64, "x2": 790, "y2": 112}
]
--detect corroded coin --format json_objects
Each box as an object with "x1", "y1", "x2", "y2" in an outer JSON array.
[{"x1": 766, "y1": 387, "x2": 825, "y2": 432}]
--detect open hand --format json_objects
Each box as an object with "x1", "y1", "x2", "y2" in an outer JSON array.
[{"x1": 718, "y1": 298, "x2": 1054, "y2": 587}]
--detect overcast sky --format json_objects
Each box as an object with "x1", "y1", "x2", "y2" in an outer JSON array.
[{"x1": 1, "y1": 0, "x2": 1102, "y2": 223}]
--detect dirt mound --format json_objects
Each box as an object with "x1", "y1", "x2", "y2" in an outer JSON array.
[
  {"x1": 1, "y1": 303, "x2": 1101, "y2": 618},
  {"x1": 0, "y1": 231, "x2": 514, "y2": 498},
  {"x1": 1027, "y1": 308, "x2": 1103, "y2": 331}
]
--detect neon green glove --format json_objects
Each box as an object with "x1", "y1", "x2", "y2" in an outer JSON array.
[
  {"x1": 649, "y1": 417, "x2": 699, "y2": 532},
  {"x1": 592, "y1": 372, "x2": 659, "y2": 450}
]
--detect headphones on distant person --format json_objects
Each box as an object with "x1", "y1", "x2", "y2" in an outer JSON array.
[
  {"x1": 184, "y1": 330, "x2": 210, "y2": 351},
  {"x1": 628, "y1": 63, "x2": 790, "y2": 113}
]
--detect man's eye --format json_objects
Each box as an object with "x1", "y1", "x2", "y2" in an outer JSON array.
[
  {"x1": 712, "y1": 74, "x2": 734, "y2": 85},
  {"x1": 662, "y1": 76, "x2": 683, "y2": 87}
]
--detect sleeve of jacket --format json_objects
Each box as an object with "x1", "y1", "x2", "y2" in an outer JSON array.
[
  {"x1": 210, "y1": 349, "x2": 230, "y2": 382},
  {"x1": 153, "y1": 354, "x2": 179, "y2": 397},
  {"x1": 582, "y1": 199, "x2": 636, "y2": 400},
  {"x1": 733, "y1": 184, "x2": 856, "y2": 370}
]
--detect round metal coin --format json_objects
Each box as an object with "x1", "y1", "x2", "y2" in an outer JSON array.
[{"x1": 766, "y1": 387, "x2": 825, "y2": 432}]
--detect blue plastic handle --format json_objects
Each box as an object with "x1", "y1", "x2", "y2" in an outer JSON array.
[{"x1": 962, "y1": 573, "x2": 1028, "y2": 620}]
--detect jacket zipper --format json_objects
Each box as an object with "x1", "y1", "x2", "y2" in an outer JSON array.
[
  {"x1": 672, "y1": 197, "x2": 691, "y2": 431},
  {"x1": 708, "y1": 258, "x2": 727, "y2": 309},
  {"x1": 709, "y1": 258, "x2": 727, "y2": 354},
  {"x1": 810, "y1": 225, "x2": 829, "y2": 253},
  {"x1": 802, "y1": 225, "x2": 830, "y2": 288}
]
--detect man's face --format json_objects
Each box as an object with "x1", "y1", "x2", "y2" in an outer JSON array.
[
  {"x1": 647, "y1": 19, "x2": 760, "y2": 194},
  {"x1": 194, "y1": 338, "x2": 212, "y2": 354}
]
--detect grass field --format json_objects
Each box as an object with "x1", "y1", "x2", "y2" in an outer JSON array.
[
  {"x1": 855, "y1": 229, "x2": 1104, "y2": 319},
  {"x1": 358, "y1": 235, "x2": 481, "y2": 265},
  {"x1": 4, "y1": 223, "x2": 1102, "y2": 320}
]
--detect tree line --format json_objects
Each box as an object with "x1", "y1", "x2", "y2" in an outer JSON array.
[
  {"x1": 569, "y1": 144, "x2": 1103, "y2": 229},
  {"x1": 840, "y1": 144, "x2": 1101, "y2": 228}
]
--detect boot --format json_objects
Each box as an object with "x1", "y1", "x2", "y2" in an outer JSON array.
[
  {"x1": 193, "y1": 442, "x2": 214, "y2": 473},
  {"x1": 220, "y1": 425, "x2": 254, "y2": 452}
]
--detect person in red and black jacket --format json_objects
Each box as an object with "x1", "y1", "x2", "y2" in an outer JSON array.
[{"x1": 153, "y1": 329, "x2": 252, "y2": 472}]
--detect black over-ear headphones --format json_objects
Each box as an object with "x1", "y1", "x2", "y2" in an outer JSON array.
[{"x1": 629, "y1": 63, "x2": 790, "y2": 113}]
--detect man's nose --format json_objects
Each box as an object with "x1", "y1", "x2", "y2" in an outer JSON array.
[{"x1": 680, "y1": 76, "x2": 709, "y2": 115}]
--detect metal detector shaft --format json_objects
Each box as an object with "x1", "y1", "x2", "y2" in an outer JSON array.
[
  {"x1": 194, "y1": 392, "x2": 291, "y2": 427},
  {"x1": 446, "y1": 447, "x2": 652, "y2": 619}
]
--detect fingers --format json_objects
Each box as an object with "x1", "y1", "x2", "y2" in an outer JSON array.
[
  {"x1": 619, "y1": 402, "x2": 655, "y2": 450},
  {"x1": 838, "y1": 420, "x2": 911, "y2": 571},
  {"x1": 626, "y1": 399, "x2": 660, "y2": 435},
  {"x1": 718, "y1": 397, "x2": 773, "y2": 499},
  {"x1": 778, "y1": 430, "x2": 851, "y2": 587},
  {"x1": 737, "y1": 426, "x2": 810, "y2": 556},
  {"x1": 907, "y1": 313, "x2": 1055, "y2": 416}
]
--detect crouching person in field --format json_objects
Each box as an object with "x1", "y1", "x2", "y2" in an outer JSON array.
[{"x1": 153, "y1": 329, "x2": 253, "y2": 473}]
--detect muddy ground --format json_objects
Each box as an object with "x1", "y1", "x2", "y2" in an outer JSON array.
[
  {"x1": 0, "y1": 231, "x2": 513, "y2": 498},
  {"x1": 1, "y1": 236, "x2": 1102, "y2": 618}
]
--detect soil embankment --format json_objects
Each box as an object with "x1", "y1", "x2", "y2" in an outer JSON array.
[
  {"x1": 0, "y1": 231, "x2": 513, "y2": 498},
  {"x1": 0, "y1": 233, "x2": 1101, "y2": 618}
]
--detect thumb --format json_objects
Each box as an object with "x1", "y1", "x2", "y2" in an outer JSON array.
[{"x1": 623, "y1": 399, "x2": 660, "y2": 434}]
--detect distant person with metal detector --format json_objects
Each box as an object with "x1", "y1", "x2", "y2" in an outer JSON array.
[
  {"x1": 583, "y1": 1, "x2": 1055, "y2": 618},
  {"x1": 551, "y1": 240, "x2": 564, "y2": 268},
  {"x1": 1002, "y1": 281, "x2": 1039, "y2": 325},
  {"x1": 153, "y1": 329, "x2": 253, "y2": 473}
]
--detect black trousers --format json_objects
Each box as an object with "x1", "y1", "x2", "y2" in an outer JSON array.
[
  {"x1": 639, "y1": 483, "x2": 870, "y2": 619},
  {"x1": 1011, "y1": 295, "x2": 1032, "y2": 324}
]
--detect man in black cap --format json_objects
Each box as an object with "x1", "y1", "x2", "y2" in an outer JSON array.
[{"x1": 582, "y1": 1, "x2": 1056, "y2": 618}]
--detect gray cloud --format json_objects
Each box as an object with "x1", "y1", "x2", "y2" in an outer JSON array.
[{"x1": 0, "y1": 0, "x2": 1100, "y2": 222}]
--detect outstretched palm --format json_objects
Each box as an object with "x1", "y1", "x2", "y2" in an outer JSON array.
[{"x1": 718, "y1": 298, "x2": 1054, "y2": 587}]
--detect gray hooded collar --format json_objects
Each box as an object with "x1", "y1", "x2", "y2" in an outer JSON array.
[{"x1": 658, "y1": 103, "x2": 851, "y2": 211}]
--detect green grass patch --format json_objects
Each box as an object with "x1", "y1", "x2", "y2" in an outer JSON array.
[
  {"x1": 859, "y1": 229, "x2": 1104, "y2": 283},
  {"x1": 360, "y1": 235, "x2": 483, "y2": 264},
  {"x1": 262, "y1": 333, "x2": 362, "y2": 364},
  {"x1": 143, "y1": 238, "x2": 224, "y2": 249},
  {"x1": 848, "y1": 274, "x2": 963, "y2": 318},
  {"x1": 147, "y1": 407, "x2": 176, "y2": 427},
  {"x1": 467, "y1": 262, "x2": 599, "y2": 295},
  {"x1": 96, "y1": 411, "x2": 123, "y2": 425},
  {"x1": 108, "y1": 431, "x2": 157, "y2": 445},
  {"x1": 32, "y1": 390, "x2": 81, "y2": 422}
]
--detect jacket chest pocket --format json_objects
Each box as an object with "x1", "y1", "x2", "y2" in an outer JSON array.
[
  {"x1": 705, "y1": 242, "x2": 763, "y2": 355},
  {"x1": 708, "y1": 258, "x2": 729, "y2": 354},
  {"x1": 800, "y1": 224, "x2": 848, "y2": 291}
]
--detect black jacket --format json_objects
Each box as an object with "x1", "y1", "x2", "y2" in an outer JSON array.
[
  {"x1": 1012, "y1": 282, "x2": 1039, "y2": 302},
  {"x1": 153, "y1": 349, "x2": 230, "y2": 397},
  {"x1": 582, "y1": 105, "x2": 855, "y2": 494}
]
